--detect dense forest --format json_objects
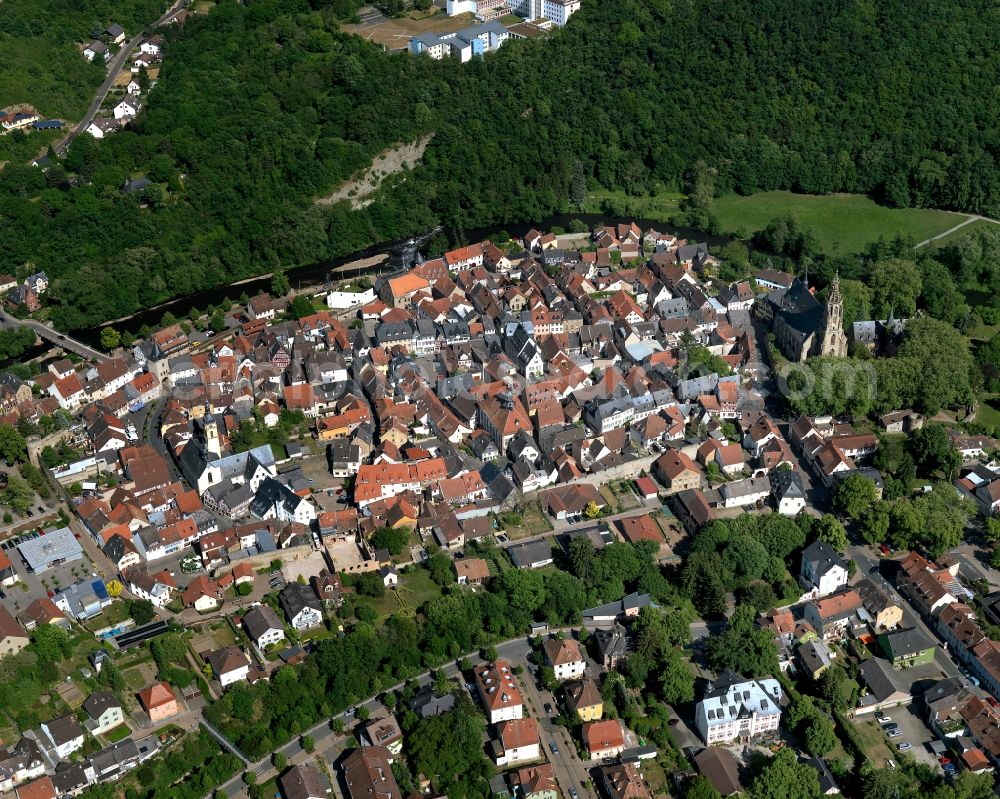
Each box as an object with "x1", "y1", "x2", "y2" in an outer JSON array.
[{"x1": 1, "y1": 0, "x2": 999, "y2": 328}]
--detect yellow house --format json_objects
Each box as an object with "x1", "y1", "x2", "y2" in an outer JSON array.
[
  {"x1": 317, "y1": 417, "x2": 350, "y2": 441},
  {"x1": 564, "y1": 678, "x2": 603, "y2": 722},
  {"x1": 380, "y1": 421, "x2": 409, "y2": 448}
]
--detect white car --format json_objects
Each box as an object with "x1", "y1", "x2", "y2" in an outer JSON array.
[
  {"x1": 897, "y1": 743, "x2": 912, "y2": 751},
  {"x1": 888, "y1": 730, "x2": 903, "y2": 739}
]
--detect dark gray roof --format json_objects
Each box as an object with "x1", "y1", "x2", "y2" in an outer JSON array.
[
  {"x1": 83, "y1": 690, "x2": 120, "y2": 719},
  {"x1": 879, "y1": 627, "x2": 934, "y2": 659},
  {"x1": 801, "y1": 540, "x2": 846, "y2": 577},
  {"x1": 507, "y1": 539, "x2": 553, "y2": 568},
  {"x1": 858, "y1": 657, "x2": 909, "y2": 701},
  {"x1": 279, "y1": 582, "x2": 321, "y2": 622}
]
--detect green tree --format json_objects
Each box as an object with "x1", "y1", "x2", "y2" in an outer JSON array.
[
  {"x1": 273, "y1": 752, "x2": 287, "y2": 770},
  {"x1": 301, "y1": 734, "x2": 315, "y2": 752},
  {"x1": 861, "y1": 500, "x2": 891, "y2": 544},
  {"x1": 371, "y1": 526, "x2": 410, "y2": 556},
  {"x1": 100, "y1": 327, "x2": 121, "y2": 351},
  {"x1": 750, "y1": 748, "x2": 821, "y2": 799},
  {"x1": 128, "y1": 599, "x2": 156, "y2": 625},
  {"x1": 910, "y1": 424, "x2": 960, "y2": 479},
  {"x1": 286, "y1": 295, "x2": 315, "y2": 319},
  {"x1": 0, "y1": 426, "x2": 27, "y2": 464},
  {"x1": 659, "y1": 649, "x2": 695, "y2": 705},
  {"x1": 812, "y1": 514, "x2": 848, "y2": 552},
  {"x1": 685, "y1": 775, "x2": 722, "y2": 799},
  {"x1": 706, "y1": 605, "x2": 778, "y2": 677},
  {"x1": 802, "y1": 713, "x2": 837, "y2": 756},
  {"x1": 832, "y1": 473, "x2": 878, "y2": 520},
  {"x1": 271, "y1": 271, "x2": 291, "y2": 297}
]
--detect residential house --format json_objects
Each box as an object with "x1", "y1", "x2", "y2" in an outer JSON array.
[
  {"x1": 803, "y1": 590, "x2": 863, "y2": 641},
  {"x1": 855, "y1": 657, "x2": 912, "y2": 715},
  {"x1": 0, "y1": 608, "x2": 29, "y2": 658},
  {"x1": 542, "y1": 637, "x2": 586, "y2": 681},
  {"x1": 82, "y1": 691, "x2": 124, "y2": 736},
  {"x1": 602, "y1": 763, "x2": 650, "y2": 799},
  {"x1": 279, "y1": 583, "x2": 323, "y2": 630},
  {"x1": 242, "y1": 604, "x2": 286, "y2": 650},
  {"x1": 583, "y1": 719, "x2": 625, "y2": 760},
  {"x1": 360, "y1": 713, "x2": 403, "y2": 756},
  {"x1": 205, "y1": 646, "x2": 251, "y2": 687},
  {"x1": 770, "y1": 469, "x2": 806, "y2": 516},
  {"x1": 137, "y1": 682, "x2": 178, "y2": 723},
  {"x1": 693, "y1": 748, "x2": 742, "y2": 798},
  {"x1": 475, "y1": 660, "x2": 523, "y2": 723},
  {"x1": 878, "y1": 628, "x2": 935, "y2": 668},
  {"x1": 652, "y1": 449, "x2": 702, "y2": 494},
  {"x1": 493, "y1": 718, "x2": 540, "y2": 767},
  {"x1": 799, "y1": 540, "x2": 849, "y2": 598},
  {"x1": 278, "y1": 763, "x2": 329, "y2": 799},
  {"x1": 455, "y1": 557, "x2": 491, "y2": 585},
  {"x1": 564, "y1": 679, "x2": 603, "y2": 722},
  {"x1": 510, "y1": 764, "x2": 557, "y2": 799},
  {"x1": 40, "y1": 715, "x2": 84, "y2": 759},
  {"x1": 856, "y1": 579, "x2": 903, "y2": 632},
  {"x1": 341, "y1": 747, "x2": 400, "y2": 799}
]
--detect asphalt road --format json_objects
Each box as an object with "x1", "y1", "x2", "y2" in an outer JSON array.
[
  {"x1": 209, "y1": 634, "x2": 539, "y2": 799},
  {"x1": 55, "y1": 0, "x2": 189, "y2": 156},
  {"x1": 0, "y1": 309, "x2": 107, "y2": 362}
]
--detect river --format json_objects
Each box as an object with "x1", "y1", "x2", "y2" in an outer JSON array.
[{"x1": 69, "y1": 213, "x2": 728, "y2": 346}]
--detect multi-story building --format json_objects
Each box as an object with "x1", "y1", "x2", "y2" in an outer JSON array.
[
  {"x1": 695, "y1": 670, "x2": 782, "y2": 744},
  {"x1": 799, "y1": 540, "x2": 849, "y2": 598},
  {"x1": 543, "y1": 638, "x2": 586, "y2": 681},
  {"x1": 475, "y1": 660, "x2": 523, "y2": 723}
]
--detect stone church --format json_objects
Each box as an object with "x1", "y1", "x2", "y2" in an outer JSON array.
[{"x1": 766, "y1": 273, "x2": 848, "y2": 362}]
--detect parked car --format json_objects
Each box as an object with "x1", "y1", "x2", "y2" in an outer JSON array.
[
  {"x1": 882, "y1": 722, "x2": 898, "y2": 731},
  {"x1": 897, "y1": 743, "x2": 912, "y2": 751},
  {"x1": 887, "y1": 729, "x2": 903, "y2": 739},
  {"x1": 550, "y1": 742, "x2": 559, "y2": 755},
  {"x1": 988, "y1": 696, "x2": 999, "y2": 708},
  {"x1": 569, "y1": 790, "x2": 578, "y2": 799},
  {"x1": 939, "y1": 757, "x2": 951, "y2": 765}
]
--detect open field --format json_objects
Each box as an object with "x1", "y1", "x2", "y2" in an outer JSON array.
[
  {"x1": 713, "y1": 191, "x2": 962, "y2": 254},
  {"x1": 342, "y1": 9, "x2": 475, "y2": 49}
]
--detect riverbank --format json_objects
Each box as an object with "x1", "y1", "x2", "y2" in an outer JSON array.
[{"x1": 67, "y1": 214, "x2": 727, "y2": 345}]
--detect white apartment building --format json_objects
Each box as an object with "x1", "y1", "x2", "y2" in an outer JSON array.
[{"x1": 695, "y1": 671, "x2": 783, "y2": 744}]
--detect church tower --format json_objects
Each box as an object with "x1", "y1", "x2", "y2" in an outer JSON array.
[
  {"x1": 818, "y1": 273, "x2": 848, "y2": 358},
  {"x1": 203, "y1": 407, "x2": 221, "y2": 458}
]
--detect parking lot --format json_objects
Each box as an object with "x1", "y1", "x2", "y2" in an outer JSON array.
[
  {"x1": 869, "y1": 705, "x2": 940, "y2": 769},
  {"x1": 0, "y1": 529, "x2": 102, "y2": 619}
]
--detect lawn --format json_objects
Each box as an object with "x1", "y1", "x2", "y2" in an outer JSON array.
[
  {"x1": 103, "y1": 723, "x2": 132, "y2": 743},
  {"x1": 713, "y1": 191, "x2": 963, "y2": 255},
  {"x1": 501, "y1": 502, "x2": 553, "y2": 540},
  {"x1": 361, "y1": 567, "x2": 445, "y2": 621},
  {"x1": 850, "y1": 718, "x2": 896, "y2": 767},
  {"x1": 975, "y1": 396, "x2": 1000, "y2": 431}
]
